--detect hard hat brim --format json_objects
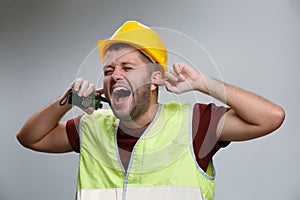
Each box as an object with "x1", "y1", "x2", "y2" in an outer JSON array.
[
  {"x1": 98, "y1": 39, "x2": 167, "y2": 71},
  {"x1": 98, "y1": 39, "x2": 143, "y2": 63}
]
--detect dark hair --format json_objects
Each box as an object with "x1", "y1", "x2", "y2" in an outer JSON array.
[{"x1": 106, "y1": 43, "x2": 163, "y2": 71}]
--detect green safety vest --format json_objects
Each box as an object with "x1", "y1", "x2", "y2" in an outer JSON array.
[{"x1": 76, "y1": 102, "x2": 215, "y2": 200}]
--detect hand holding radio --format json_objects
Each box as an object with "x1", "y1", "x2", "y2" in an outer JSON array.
[
  {"x1": 67, "y1": 88, "x2": 108, "y2": 110},
  {"x1": 59, "y1": 79, "x2": 108, "y2": 113}
]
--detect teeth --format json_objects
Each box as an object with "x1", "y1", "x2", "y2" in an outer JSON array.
[{"x1": 113, "y1": 87, "x2": 129, "y2": 92}]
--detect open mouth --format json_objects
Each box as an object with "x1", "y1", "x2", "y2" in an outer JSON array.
[{"x1": 112, "y1": 87, "x2": 132, "y2": 103}]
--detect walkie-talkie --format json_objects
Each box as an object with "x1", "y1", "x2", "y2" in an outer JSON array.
[{"x1": 66, "y1": 88, "x2": 108, "y2": 110}]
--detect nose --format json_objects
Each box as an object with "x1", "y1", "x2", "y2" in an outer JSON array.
[{"x1": 111, "y1": 66, "x2": 124, "y2": 81}]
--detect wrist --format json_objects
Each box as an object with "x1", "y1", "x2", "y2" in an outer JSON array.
[
  {"x1": 57, "y1": 90, "x2": 72, "y2": 110},
  {"x1": 193, "y1": 74, "x2": 210, "y2": 95}
]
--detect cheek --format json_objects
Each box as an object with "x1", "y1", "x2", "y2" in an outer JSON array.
[
  {"x1": 127, "y1": 74, "x2": 151, "y2": 91},
  {"x1": 103, "y1": 79, "x2": 110, "y2": 92}
]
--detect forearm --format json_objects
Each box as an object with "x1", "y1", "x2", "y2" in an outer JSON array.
[
  {"x1": 196, "y1": 74, "x2": 285, "y2": 140},
  {"x1": 17, "y1": 94, "x2": 72, "y2": 148},
  {"x1": 165, "y1": 63, "x2": 285, "y2": 141}
]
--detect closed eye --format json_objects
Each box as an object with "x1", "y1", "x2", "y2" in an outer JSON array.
[
  {"x1": 121, "y1": 62, "x2": 136, "y2": 72},
  {"x1": 103, "y1": 65, "x2": 114, "y2": 76},
  {"x1": 123, "y1": 66, "x2": 133, "y2": 71}
]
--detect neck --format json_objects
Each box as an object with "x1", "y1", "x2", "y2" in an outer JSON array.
[{"x1": 120, "y1": 103, "x2": 159, "y2": 129}]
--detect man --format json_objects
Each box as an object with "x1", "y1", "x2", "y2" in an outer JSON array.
[{"x1": 17, "y1": 21, "x2": 285, "y2": 200}]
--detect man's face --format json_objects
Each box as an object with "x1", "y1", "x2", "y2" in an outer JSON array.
[{"x1": 103, "y1": 47, "x2": 153, "y2": 121}]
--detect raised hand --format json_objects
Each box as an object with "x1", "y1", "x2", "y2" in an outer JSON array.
[
  {"x1": 163, "y1": 63, "x2": 207, "y2": 94},
  {"x1": 69, "y1": 78, "x2": 96, "y2": 115}
]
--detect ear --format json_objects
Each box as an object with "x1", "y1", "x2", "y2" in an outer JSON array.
[{"x1": 151, "y1": 71, "x2": 163, "y2": 91}]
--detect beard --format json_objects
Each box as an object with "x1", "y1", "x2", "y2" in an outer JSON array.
[{"x1": 128, "y1": 83, "x2": 152, "y2": 121}]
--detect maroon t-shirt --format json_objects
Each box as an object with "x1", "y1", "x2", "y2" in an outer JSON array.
[{"x1": 66, "y1": 103, "x2": 230, "y2": 172}]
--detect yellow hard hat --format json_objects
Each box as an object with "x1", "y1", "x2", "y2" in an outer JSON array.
[{"x1": 97, "y1": 20, "x2": 168, "y2": 71}]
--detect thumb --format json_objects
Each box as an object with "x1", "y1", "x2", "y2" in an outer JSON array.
[
  {"x1": 96, "y1": 88, "x2": 104, "y2": 94},
  {"x1": 163, "y1": 80, "x2": 180, "y2": 94}
]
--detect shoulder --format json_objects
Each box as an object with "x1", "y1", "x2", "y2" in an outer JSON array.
[
  {"x1": 193, "y1": 103, "x2": 230, "y2": 122},
  {"x1": 161, "y1": 101, "x2": 192, "y2": 111},
  {"x1": 81, "y1": 109, "x2": 115, "y2": 123},
  {"x1": 194, "y1": 103, "x2": 229, "y2": 113},
  {"x1": 82, "y1": 109, "x2": 114, "y2": 119}
]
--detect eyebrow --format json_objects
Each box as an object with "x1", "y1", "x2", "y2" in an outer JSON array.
[
  {"x1": 103, "y1": 61, "x2": 136, "y2": 69},
  {"x1": 103, "y1": 64, "x2": 112, "y2": 69}
]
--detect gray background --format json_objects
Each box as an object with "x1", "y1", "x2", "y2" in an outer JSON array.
[{"x1": 1, "y1": 0, "x2": 299, "y2": 199}]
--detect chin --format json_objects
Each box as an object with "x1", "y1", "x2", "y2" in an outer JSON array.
[{"x1": 111, "y1": 108, "x2": 131, "y2": 120}]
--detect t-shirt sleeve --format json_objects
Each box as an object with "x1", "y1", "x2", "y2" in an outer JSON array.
[
  {"x1": 66, "y1": 115, "x2": 83, "y2": 153},
  {"x1": 192, "y1": 103, "x2": 231, "y2": 171}
]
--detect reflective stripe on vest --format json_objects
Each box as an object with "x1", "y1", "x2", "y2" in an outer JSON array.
[{"x1": 76, "y1": 102, "x2": 215, "y2": 200}]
